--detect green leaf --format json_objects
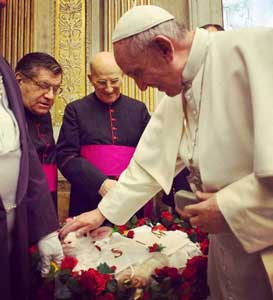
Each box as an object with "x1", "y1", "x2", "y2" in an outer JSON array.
[
  {"x1": 106, "y1": 278, "x2": 118, "y2": 293},
  {"x1": 189, "y1": 232, "x2": 197, "y2": 243},
  {"x1": 130, "y1": 215, "x2": 138, "y2": 225},
  {"x1": 66, "y1": 277, "x2": 82, "y2": 294},
  {"x1": 97, "y1": 262, "x2": 114, "y2": 274},
  {"x1": 54, "y1": 277, "x2": 72, "y2": 299},
  {"x1": 112, "y1": 226, "x2": 120, "y2": 233}
]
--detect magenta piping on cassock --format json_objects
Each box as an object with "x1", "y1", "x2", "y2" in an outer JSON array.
[
  {"x1": 80, "y1": 144, "x2": 135, "y2": 176},
  {"x1": 42, "y1": 164, "x2": 57, "y2": 192}
]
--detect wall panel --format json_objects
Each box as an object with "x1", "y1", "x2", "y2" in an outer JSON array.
[{"x1": 0, "y1": 0, "x2": 34, "y2": 69}]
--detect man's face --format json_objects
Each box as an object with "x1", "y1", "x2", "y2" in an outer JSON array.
[
  {"x1": 113, "y1": 43, "x2": 183, "y2": 97},
  {"x1": 16, "y1": 67, "x2": 62, "y2": 115},
  {"x1": 89, "y1": 69, "x2": 122, "y2": 105},
  {"x1": 0, "y1": 0, "x2": 7, "y2": 8}
]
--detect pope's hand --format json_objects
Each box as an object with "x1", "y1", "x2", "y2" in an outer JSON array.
[
  {"x1": 176, "y1": 191, "x2": 229, "y2": 234},
  {"x1": 98, "y1": 179, "x2": 117, "y2": 197},
  {"x1": 38, "y1": 231, "x2": 64, "y2": 277},
  {"x1": 59, "y1": 208, "x2": 106, "y2": 239}
]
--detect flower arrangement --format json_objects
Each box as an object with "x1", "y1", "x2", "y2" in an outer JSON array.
[{"x1": 30, "y1": 210, "x2": 209, "y2": 300}]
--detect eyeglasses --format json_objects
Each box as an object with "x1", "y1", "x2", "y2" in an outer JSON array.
[
  {"x1": 95, "y1": 78, "x2": 121, "y2": 88},
  {"x1": 21, "y1": 72, "x2": 63, "y2": 95}
]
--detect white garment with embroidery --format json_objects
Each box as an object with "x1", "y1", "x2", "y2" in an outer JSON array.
[{"x1": 99, "y1": 28, "x2": 273, "y2": 300}]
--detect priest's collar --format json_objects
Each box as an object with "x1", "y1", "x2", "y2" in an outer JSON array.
[{"x1": 182, "y1": 28, "x2": 210, "y2": 87}]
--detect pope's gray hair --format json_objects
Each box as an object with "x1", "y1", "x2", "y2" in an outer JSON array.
[{"x1": 116, "y1": 19, "x2": 187, "y2": 57}]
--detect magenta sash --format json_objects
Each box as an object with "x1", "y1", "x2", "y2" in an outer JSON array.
[
  {"x1": 80, "y1": 145, "x2": 135, "y2": 177},
  {"x1": 42, "y1": 164, "x2": 57, "y2": 192}
]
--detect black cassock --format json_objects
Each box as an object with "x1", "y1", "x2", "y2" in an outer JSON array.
[
  {"x1": 56, "y1": 93, "x2": 150, "y2": 217},
  {"x1": 25, "y1": 110, "x2": 58, "y2": 210}
]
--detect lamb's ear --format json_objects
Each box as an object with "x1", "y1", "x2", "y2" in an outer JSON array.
[{"x1": 89, "y1": 226, "x2": 112, "y2": 241}]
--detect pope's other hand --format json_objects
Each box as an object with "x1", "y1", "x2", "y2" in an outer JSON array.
[{"x1": 176, "y1": 191, "x2": 229, "y2": 234}]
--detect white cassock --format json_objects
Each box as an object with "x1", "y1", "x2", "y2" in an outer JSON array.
[{"x1": 99, "y1": 28, "x2": 273, "y2": 299}]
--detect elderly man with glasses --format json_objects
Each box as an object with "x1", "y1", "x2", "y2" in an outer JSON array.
[
  {"x1": 15, "y1": 52, "x2": 63, "y2": 212},
  {"x1": 56, "y1": 51, "x2": 150, "y2": 218}
]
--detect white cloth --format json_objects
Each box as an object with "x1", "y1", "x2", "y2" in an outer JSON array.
[
  {"x1": 38, "y1": 231, "x2": 64, "y2": 277},
  {"x1": 0, "y1": 75, "x2": 20, "y2": 155},
  {"x1": 99, "y1": 28, "x2": 273, "y2": 299},
  {"x1": 0, "y1": 73, "x2": 21, "y2": 254},
  {"x1": 62, "y1": 225, "x2": 200, "y2": 273},
  {"x1": 112, "y1": 5, "x2": 174, "y2": 42}
]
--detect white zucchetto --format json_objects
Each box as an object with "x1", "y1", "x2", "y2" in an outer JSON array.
[{"x1": 112, "y1": 5, "x2": 175, "y2": 43}]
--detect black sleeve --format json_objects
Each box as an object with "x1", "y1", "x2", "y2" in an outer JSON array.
[
  {"x1": 26, "y1": 136, "x2": 59, "y2": 244},
  {"x1": 56, "y1": 104, "x2": 107, "y2": 194}
]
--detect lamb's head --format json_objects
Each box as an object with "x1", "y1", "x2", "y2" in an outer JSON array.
[
  {"x1": 61, "y1": 226, "x2": 113, "y2": 257},
  {"x1": 62, "y1": 231, "x2": 94, "y2": 257}
]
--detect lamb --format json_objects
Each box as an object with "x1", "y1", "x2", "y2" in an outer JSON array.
[{"x1": 61, "y1": 225, "x2": 201, "y2": 288}]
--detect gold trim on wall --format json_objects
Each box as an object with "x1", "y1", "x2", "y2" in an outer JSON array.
[
  {"x1": 54, "y1": 0, "x2": 86, "y2": 126},
  {"x1": 0, "y1": 0, "x2": 34, "y2": 69},
  {"x1": 104, "y1": 0, "x2": 155, "y2": 112}
]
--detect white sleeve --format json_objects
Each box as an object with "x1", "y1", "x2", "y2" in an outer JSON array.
[
  {"x1": 217, "y1": 173, "x2": 273, "y2": 253},
  {"x1": 98, "y1": 158, "x2": 162, "y2": 225}
]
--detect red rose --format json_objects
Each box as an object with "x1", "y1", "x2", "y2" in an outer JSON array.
[
  {"x1": 187, "y1": 256, "x2": 208, "y2": 271},
  {"x1": 193, "y1": 227, "x2": 208, "y2": 242},
  {"x1": 127, "y1": 230, "x2": 134, "y2": 238},
  {"x1": 182, "y1": 265, "x2": 196, "y2": 281},
  {"x1": 117, "y1": 224, "x2": 128, "y2": 234},
  {"x1": 61, "y1": 256, "x2": 78, "y2": 270},
  {"x1": 137, "y1": 218, "x2": 147, "y2": 226},
  {"x1": 110, "y1": 265, "x2": 117, "y2": 272},
  {"x1": 148, "y1": 243, "x2": 164, "y2": 253},
  {"x1": 200, "y1": 239, "x2": 209, "y2": 255},
  {"x1": 29, "y1": 245, "x2": 38, "y2": 255},
  {"x1": 155, "y1": 266, "x2": 180, "y2": 282},
  {"x1": 80, "y1": 268, "x2": 108, "y2": 295},
  {"x1": 166, "y1": 267, "x2": 180, "y2": 281},
  {"x1": 161, "y1": 211, "x2": 173, "y2": 221},
  {"x1": 152, "y1": 224, "x2": 167, "y2": 231}
]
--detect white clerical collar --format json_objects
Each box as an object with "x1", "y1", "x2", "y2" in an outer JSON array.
[{"x1": 182, "y1": 28, "x2": 210, "y2": 85}]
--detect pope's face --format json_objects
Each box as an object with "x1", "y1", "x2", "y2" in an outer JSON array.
[
  {"x1": 0, "y1": 0, "x2": 7, "y2": 8},
  {"x1": 113, "y1": 43, "x2": 183, "y2": 97}
]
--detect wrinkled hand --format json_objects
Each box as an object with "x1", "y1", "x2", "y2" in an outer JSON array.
[
  {"x1": 38, "y1": 231, "x2": 64, "y2": 277},
  {"x1": 98, "y1": 179, "x2": 117, "y2": 197},
  {"x1": 176, "y1": 191, "x2": 229, "y2": 234},
  {"x1": 59, "y1": 208, "x2": 106, "y2": 240}
]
